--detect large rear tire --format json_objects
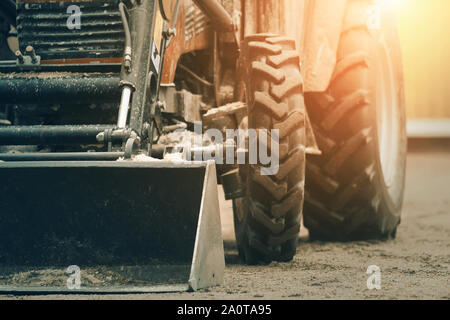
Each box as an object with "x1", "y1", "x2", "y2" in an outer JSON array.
[
  {"x1": 303, "y1": 1, "x2": 407, "y2": 241},
  {"x1": 233, "y1": 34, "x2": 306, "y2": 264}
]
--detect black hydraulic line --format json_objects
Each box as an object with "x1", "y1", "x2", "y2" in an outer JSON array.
[
  {"x1": 158, "y1": 0, "x2": 170, "y2": 21},
  {"x1": 0, "y1": 125, "x2": 115, "y2": 145},
  {"x1": 0, "y1": 152, "x2": 125, "y2": 161},
  {"x1": 119, "y1": 2, "x2": 131, "y2": 49},
  {"x1": 119, "y1": 2, "x2": 132, "y2": 71}
]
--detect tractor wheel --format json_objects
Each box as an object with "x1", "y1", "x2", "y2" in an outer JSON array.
[
  {"x1": 303, "y1": 1, "x2": 407, "y2": 241},
  {"x1": 233, "y1": 34, "x2": 306, "y2": 264}
]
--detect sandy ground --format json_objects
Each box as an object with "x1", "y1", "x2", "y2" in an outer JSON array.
[{"x1": 1, "y1": 142, "x2": 449, "y2": 300}]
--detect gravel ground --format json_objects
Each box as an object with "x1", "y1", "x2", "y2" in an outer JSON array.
[{"x1": 1, "y1": 141, "x2": 449, "y2": 300}]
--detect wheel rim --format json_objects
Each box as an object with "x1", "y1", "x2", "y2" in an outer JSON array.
[{"x1": 376, "y1": 42, "x2": 400, "y2": 193}]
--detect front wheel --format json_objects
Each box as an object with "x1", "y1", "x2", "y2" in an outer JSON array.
[{"x1": 233, "y1": 34, "x2": 306, "y2": 264}]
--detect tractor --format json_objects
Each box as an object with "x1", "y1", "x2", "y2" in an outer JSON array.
[{"x1": 0, "y1": 0, "x2": 406, "y2": 292}]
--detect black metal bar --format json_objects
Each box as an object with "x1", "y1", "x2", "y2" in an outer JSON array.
[
  {"x1": 0, "y1": 152, "x2": 125, "y2": 161},
  {"x1": 0, "y1": 73, "x2": 121, "y2": 104},
  {"x1": 0, "y1": 125, "x2": 115, "y2": 145},
  {"x1": 0, "y1": 62, "x2": 121, "y2": 74}
]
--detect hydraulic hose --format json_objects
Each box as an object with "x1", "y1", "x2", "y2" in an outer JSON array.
[{"x1": 119, "y1": 2, "x2": 132, "y2": 71}]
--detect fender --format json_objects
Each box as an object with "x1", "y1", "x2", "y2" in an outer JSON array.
[
  {"x1": 245, "y1": 0, "x2": 348, "y2": 93},
  {"x1": 302, "y1": 0, "x2": 348, "y2": 92}
]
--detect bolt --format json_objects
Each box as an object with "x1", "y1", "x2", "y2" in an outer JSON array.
[
  {"x1": 156, "y1": 101, "x2": 165, "y2": 111},
  {"x1": 15, "y1": 51, "x2": 24, "y2": 64},
  {"x1": 163, "y1": 28, "x2": 176, "y2": 40},
  {"x1": 26, "y1": 46, "x2": 38, "y2": 64},
  {"x1": 96, "y1": 132, "x2": 105, "y2": 143},
  {"x1": 124, "y1": 59, "x2": 131, "y2": 72},
  {"x1": 123, "y1": 47, "x2": 132, "y2": 73},
  {"x1": 143, "y1": 122, "x2": 151, "y2": 131}
]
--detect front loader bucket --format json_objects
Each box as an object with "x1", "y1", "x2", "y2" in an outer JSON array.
[{"x1": 0, "y1": 160, "x2": 224, "y2": 294}]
